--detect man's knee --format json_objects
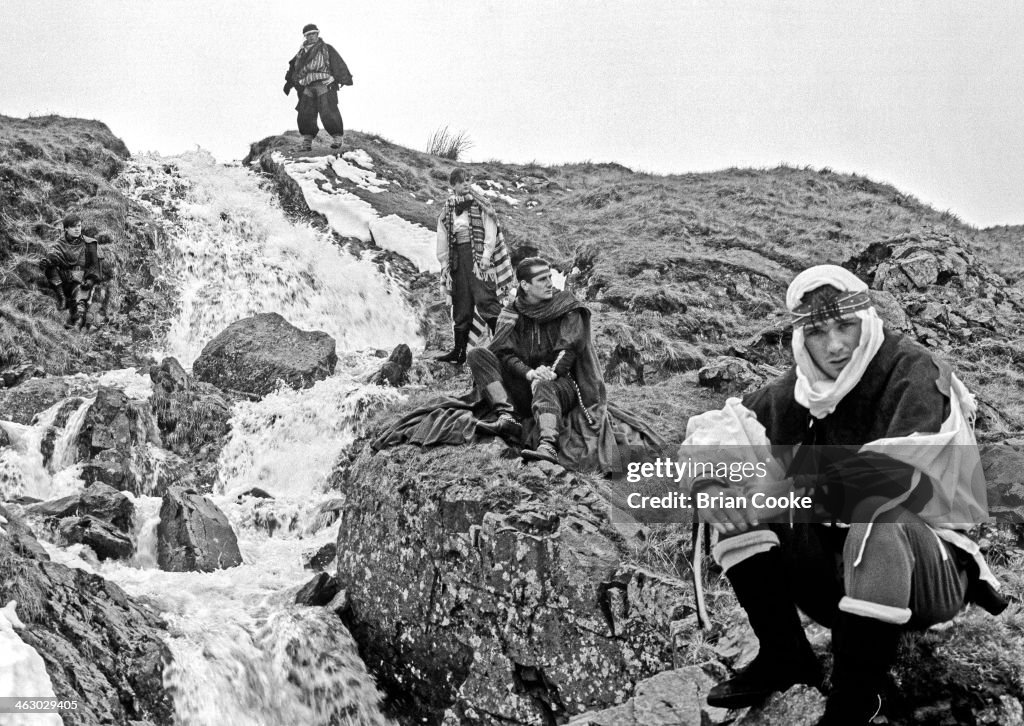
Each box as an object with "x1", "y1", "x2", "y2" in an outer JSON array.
[{"x1": 466, "y1": 347, "x2": 496, "y2": 367}]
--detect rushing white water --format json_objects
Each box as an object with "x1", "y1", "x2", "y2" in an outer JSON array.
[
  {"x1": 0, "y1": 151, "x2": 422, "y2": 724},
  {"x1": 120, "y1": 150, "x2": 421, "y2": 369}
]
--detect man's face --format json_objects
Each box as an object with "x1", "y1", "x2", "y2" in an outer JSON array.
[
  {"x1": 802, "y1": 314, "x2": 863, "y2": 379},
  {"x1": 304, "y1": 30, "x2": 319, "y2": 43},
  {"x1": 64, "y1": 224, "x2": 82, "y2": 239},
  {"x1": 453, "y1": 179, "x2": 469, "y2": 195},
  {"x1": 520, "y1": 266, "x2": 554, "y2": 302}
]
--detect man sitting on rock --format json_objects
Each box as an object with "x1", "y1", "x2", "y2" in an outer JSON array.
[
  {"x1": 373, "y1": 256, "x2": 662, "y2": 472},
  {"x1": 691, "y1": 265, "x2": 1005, "y2": 726},
  {"x1": 469, "y1": 257, "x2": 591, "y2": 463},
  {"x1": 41, "y1": 214, "x2": 102, "y2": 330}
]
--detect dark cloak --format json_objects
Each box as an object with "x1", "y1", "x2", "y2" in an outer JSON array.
[{"x1": 372, "y1": 291, "x2": 665, "y2": 473}]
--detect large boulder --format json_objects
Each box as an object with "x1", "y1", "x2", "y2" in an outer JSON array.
[
  {"x1": 28, "y1": 482, "x2": 135, "y2": 534},
  {"x1": 192, "y1": 313, "x2": 337, "y2": 397},
  {"x1": 333, "y1": 440, "x2": 690, "y2": 724},
  {"x1": 157, "y1": 486, "x2": 242, "y2": 572},
  {"x1": 0, "y1": 505, "x2": 173, "y2": 725}
]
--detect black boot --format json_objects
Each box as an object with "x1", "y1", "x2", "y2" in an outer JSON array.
[
  {"x1": 437, "y1": 329, "x2": 469, "y2": 365},
  {"x1": 707, "y1": 548, "x2": 823, "y2": 709},
  {"x1": 816, "y1": 612, "x2": 900, "y2": 726},
  {"x1": 521, "y1": 413, "x2": 560, "y2": 464},
  {"x1": 475, "y1": 382, "x2": 522, "y2": 442}
]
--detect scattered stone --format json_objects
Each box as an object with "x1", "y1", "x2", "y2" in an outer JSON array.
[
  {"x1": 698, "y1": 356, "x2": 773, "y2": 394},
  {"x1": 157, "y1": 486, "x2": 242, "y2": 572},
  {"x1": 0, "y1": 363, "x2": 45, "y2": 389},
  {"x1": 734, "y1": 685, "x2": 826, "y2": 725},
  {"x1": 193, "y1": 312, "x2": 337, "y2": 398},
  {"x1": 568, "y1": 667, "x2": 704, "y2": 725},
  {"x1": 295, "y1": 572, "x2": 341, "y2": 606},
  {"x1": 303, "y1": 542, "x2": 338, "y2": 571},
  {"x1": 368, "y1": 344, "x2": 413, "y2": 387},
  {"x1": 58, "y1": 515, "x2": 135, "y2": 561},
  {"x1": 238, "y1": 487, "x2": 274, "y2": 499}
]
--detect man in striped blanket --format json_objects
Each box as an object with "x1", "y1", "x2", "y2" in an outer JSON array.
[
  {"x1": 283, "y1": 24, "x2": 353, "y2": 152},
  {"x1": 435, "y1": 168, "x2": 516, "y2": 364}
]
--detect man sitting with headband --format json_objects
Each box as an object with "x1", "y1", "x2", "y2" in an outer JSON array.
[{"x1": 692, "y1": 264, "x2": 1004, "y2": 726}]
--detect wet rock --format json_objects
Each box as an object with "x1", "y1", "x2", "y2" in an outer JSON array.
[
  {"x1": 77, "y1": 386, "x2": 162, "y2": 495},
  {"x1": 58, "y1": 515, "x2": 135, "y2": 560},
  {"x1": 734, "y1": 685, "x2": 826, "y2": 725},
  {"x1": 295, "y1": 572, "x2": 341, "y2": 606},
  {"x1": 193, "y1": 312, "x2": 337, "y2": 398},
  {"x1": 157, "y1": 486, "x2": 242, "y2": 572},
  {"x1": 303, "y1": 542, "x2": 338, "y2": 571},
  {"x1": 0, "y1": 363, "x2": 45, "y2": 389},
  {"x1": 368, "y1": 344, "x2": 413, "y2": 387},
  {"x1": 0, "y1": 503, "x2": 173, "y2": 725},
  {"x1": 0, "y1": 426, "x2": 9, "y2": 449},
  {"x1": 39, "y1": 397, "x2": 86, "y2": 468},
  {"x1": 26, "y1": 493, "x2": 82, "y2": 520},
  {"x1": 238, "y1": 486, "x2": 274, "y2": 499},
  {"x1": 1, "y1": 505, "x2": 51, "y2": 561},
  {"x1": 80, "y1": 482, "x2": 135, "y2": 533},
  {"x1": 0, "y1": 377, "x2": 72, "y2": 424}
]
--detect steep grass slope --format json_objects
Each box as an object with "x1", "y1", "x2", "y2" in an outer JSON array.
[{"x1": 0, "y1": 114, "x2": 169, "y2": 373}]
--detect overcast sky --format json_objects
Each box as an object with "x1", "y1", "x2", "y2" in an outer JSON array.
[{"x1": 2, "y1": 1, "x2": 1022, "y2": 227}]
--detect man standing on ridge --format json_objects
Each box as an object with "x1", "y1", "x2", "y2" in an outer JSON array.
[
  {"x1": 283, "y1": 23, "x2": 353, "y2": 153},
  {"x1": 41, "y1": 214, "x2": 101, "y2": 330},
  {"x1": 435, "y1": 168, "x2": 515, "y2": 364}
]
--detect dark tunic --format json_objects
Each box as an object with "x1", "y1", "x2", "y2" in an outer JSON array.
[
  {"x1": 492, "y1": 309, "x2": 582, "y2": 380},
  {"x1": 741, "y1": 330, "x2": 951, "y2": 522}
]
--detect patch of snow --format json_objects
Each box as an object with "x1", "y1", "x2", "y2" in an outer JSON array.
[
  {"x1": 552, "y1": 269, "x2": 566, "y2": 290},
  {"x1": 341, "y1": 149, "x2": 374, "y2": 169},
  {"x1": 328, "y1": 156, "x2": 387, "y2": 194},
  {"x1": 369, "y1": 215, "x2": 441, "y2": 273},
  {"x1": 275, "y1": 152, "x2": 440, "y2": 273}
]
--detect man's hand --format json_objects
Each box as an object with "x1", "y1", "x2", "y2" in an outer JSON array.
[
  {"x1": 527, "y1": 366, "x2": 557, "y2": 382},
  {"x1": 695, "y1": 481, "x2": 758, "y2": 535}
]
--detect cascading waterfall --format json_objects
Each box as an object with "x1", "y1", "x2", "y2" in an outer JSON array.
[{"x1": 1, "y1": 149, "x2": 428, "y2": 724}]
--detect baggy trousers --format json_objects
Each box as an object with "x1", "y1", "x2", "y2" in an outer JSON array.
[
  {"x1": 714, "y1": 508, "x2": 969, "y2": 629},
  {"x1": 297, "y1": 86, "x2": 344, "y2": 139},
  {"x1": 467, "y1": 347, "x2": 576, "y2": 419},
  {"x1": 451, "y1": 242, "x2": 501, "y2": 335}
]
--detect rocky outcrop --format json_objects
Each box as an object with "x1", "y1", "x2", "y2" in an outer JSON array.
[
  {"x1": 157, "y1": 486, "x2": 242, "y2": 572},
  {"x1": 149, "y1": 356, "x2": 231, "y2": 460},
  {"x1": 0, "y1": 363, "x2": 45, "y2": 389},
  {"x1": 0, "y1": 505, "x2": 173, "y2": 725},
  {"x1": 0, "y1": 377, "x2": 76, "y2": 424},
  {"x1": 333, "y1": 440, "x2": 689, "y2": 724},
  {"x1": 77, "y1": 385, "x2": 162, "y2": 494},
  {"x1": 192, "y1": 313, "x2": 337, "y2": 398},
  {"x1": 566, "y1": 667, "x2": 717, "y2": 726},
  {"x1": 58, "y1": 514, "x2": 135, "y2": 560}
]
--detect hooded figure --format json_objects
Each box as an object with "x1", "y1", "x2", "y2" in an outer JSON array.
[{"x1": 691, "y1": 265, "x2": 1003, "y2": 726}]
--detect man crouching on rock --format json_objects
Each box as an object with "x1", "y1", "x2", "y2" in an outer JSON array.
[
  {"x1": 693, "y1": 265, "x2": 1005, "y2": 725},
  {"x1": 468, "y1": 257, "x2": 592, "y2": 464}
]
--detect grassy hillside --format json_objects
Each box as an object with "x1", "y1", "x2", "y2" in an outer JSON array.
[
  {"x1": 249, "y1": 130, "x2": 1024, "y2": 431},
  {"x1": 0, "y1": 115, "x2": 169, "y2": 373}
]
